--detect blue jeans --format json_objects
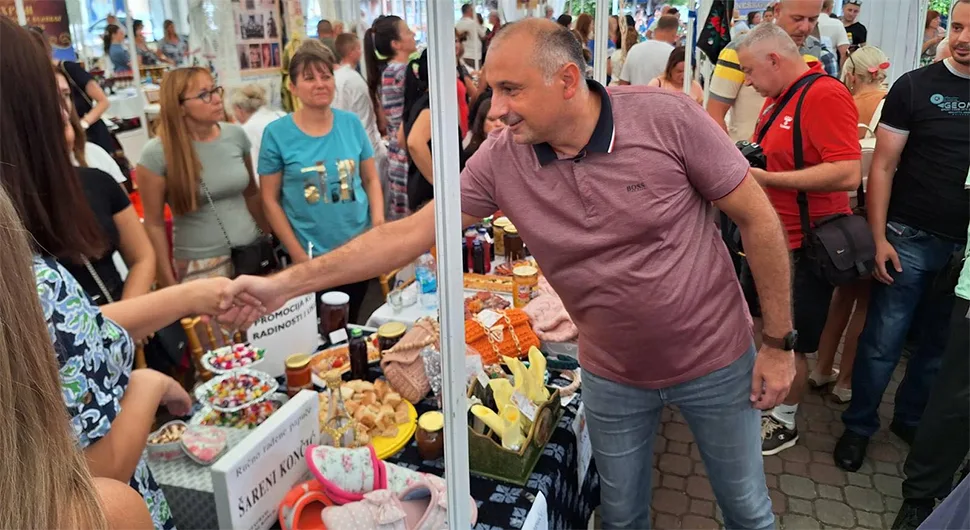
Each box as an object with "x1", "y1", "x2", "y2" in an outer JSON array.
[
  {"x1": 843, "y1": 221, "x2": 962, "y2": 438},
  {"x1": 583, "y1": 344, "x2": 773, "y2": 530}
]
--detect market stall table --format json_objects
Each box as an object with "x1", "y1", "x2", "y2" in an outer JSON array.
[{"x1": 151, "y1": 351, "x2": 598, "y2": 529}]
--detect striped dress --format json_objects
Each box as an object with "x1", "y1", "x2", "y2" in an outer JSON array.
[{"x1": 382, "y1": 61, "x2": 410, "y2": 220}]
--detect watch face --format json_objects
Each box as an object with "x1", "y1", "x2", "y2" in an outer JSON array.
[{"x1": 786, "y1": 330, "x2": 799, "y2": 351}]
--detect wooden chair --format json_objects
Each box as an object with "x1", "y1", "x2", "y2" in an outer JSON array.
[
  {"x1": 378, "y1": 268, "x2": 401, "y2": 298},
  {"x1": 180, "y1": 317, "x2": 244, "y2": 384}
]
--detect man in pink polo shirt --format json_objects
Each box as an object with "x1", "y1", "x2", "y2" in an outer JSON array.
[{"x1": 226, "y1": 19, "x2": 795, "y2": 529}]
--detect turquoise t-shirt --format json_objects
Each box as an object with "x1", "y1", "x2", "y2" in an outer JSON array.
[
  {"x1": 258, "y1": 110, "x2": 374, "y2": 255},
  {"x1": 955, "y1": 169, "x2": 970, "y2": 301}
]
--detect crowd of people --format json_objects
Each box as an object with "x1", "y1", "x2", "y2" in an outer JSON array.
[{"x1": 1, "y1": 0, "x2": 968, "y2": 529}]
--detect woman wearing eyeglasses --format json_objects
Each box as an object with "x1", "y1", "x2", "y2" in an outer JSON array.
[{"x1": 137, "y1": 67, "x2": 269, "y2": 286}]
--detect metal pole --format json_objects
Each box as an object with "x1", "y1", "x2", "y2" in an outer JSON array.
[
  {"x1": 426, "y1": 2, "x2": 471, "y2": 529},
  {"x1": 592, "y1": 0, "x2": 610, "y2": 84},
  {"x1": 14, "y1": 0, "x2": 26, "y2": 25},
  {"x1": 123, "y1": 0, "x2": 149, "y2": 144},
  {"x1": 684, "y1": 0, "x2": 697, "y2": 96}
]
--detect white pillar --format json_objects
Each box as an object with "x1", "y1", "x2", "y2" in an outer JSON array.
[
  {"x1": 123, "y1": 0, "x2": 150, "y2": 144},
  {"x1": 426, "y1": 2, "x2": 472, "y2": 529},
  {"x1": 14, "y1": 0, "x2": 26, "y2": 25},
  {"x1": 683, "y1": 0, "x2": 697, "y2": 95},
  {"x1": 592, "y1": 0, "x2": 610, "y2": 84}
]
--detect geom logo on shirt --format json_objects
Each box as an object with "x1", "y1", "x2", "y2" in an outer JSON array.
[{"x1": 930, "y1": 93, "x2": 970, "y2": 115}]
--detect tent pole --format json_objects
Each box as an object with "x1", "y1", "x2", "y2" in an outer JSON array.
[
  {"x1": 426, "y1": 1, "x2": 472, "y2": 529},
  {"x1": 684, "y1": 0, "x2": 697, "y2": 96},
  {"x1": 123, "y1": 0, "x2": 150, "y2": 145},
  {"x1": 592, "y1": 0, "x2": 610, "y2": 84},
  {"x1": 14, "y1": 0, "x2": 26, "y2": 25}
]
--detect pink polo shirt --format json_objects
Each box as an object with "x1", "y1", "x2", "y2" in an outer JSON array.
[{"x1": 461, "y1": 82, "x2": 753, "y2": 388}]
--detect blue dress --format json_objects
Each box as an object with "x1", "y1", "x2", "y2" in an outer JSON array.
[{"x1": 34, "y1": 256, "x2": 175, "y2": 530}]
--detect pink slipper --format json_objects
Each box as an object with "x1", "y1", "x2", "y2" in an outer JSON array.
[
  {"x1": 305, "y1": 445, "x2": 424, "y2": 505},
  {"x1": 320, "y1": 474, "x2": 478, "y2": 529}
]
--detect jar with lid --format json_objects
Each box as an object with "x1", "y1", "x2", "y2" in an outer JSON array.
[
  {"x1": 493, "y1": 217, "x2": 511, "y2": 257},
  {"x1": 415, "y1": 411, "x2": 444, "y2": 461},
  {"x1": 504, "y1": 225, "x2": 524, "y2": 262},
  {"x1": 512, "y1": 265, "x2": 539, "y2": 308},
  {"x1": 319, "y1": 291, "x2": 350, "y2": 346},
  {"x1": 377, "y1": 322, "x2": 407, "y2": 354},
  {"x1": 284, "y1": 354, "x2": 312, "y2": 397}
]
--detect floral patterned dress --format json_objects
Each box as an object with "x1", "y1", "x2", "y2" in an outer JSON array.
[
  {"x1": 382, "y1": 61, "x2": 410, "y2": 221},
  {"x1": 34, "y1": 256, "x2": 176, "y2": 530}
]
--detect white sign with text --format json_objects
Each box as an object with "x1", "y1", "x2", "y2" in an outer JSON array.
[
  {"x1": 211, "y1": 390, "x2": 319, "y2": 530},
  {"x1": 247, "y1": 294, "x2": 318, "y2": 377}
]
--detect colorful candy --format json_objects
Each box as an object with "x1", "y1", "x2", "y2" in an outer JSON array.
[
  {"x1": 197, "y1": 399, "x2": 281, "y2": 429},
  {"x1": 205, "y1": 344, "x2": 264, "y2": 371},
  {"x1": 204, "y1": 373, "x2": 274, "y2": 409}
]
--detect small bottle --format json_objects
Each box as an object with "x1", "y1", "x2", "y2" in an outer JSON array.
[
  {"x1": 348, "y1": 328, "x2": 370, "y2": 381},
  {"x1": 464, "y1": 229, "x2": 477, "y2": 272},
  {"x1": 477, "y1": 227, "x2": 492, "y2": 273},
  {"x1": 416, "y1": 253, "x2": 438, "y2": 310},
  {"x1": 472, "y1": 240, "x2": 486, "y2": 274}
]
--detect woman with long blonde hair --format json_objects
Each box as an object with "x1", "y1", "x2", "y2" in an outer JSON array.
[
  {"x1": 0, "y1": 183, "x2": 153, "y2": 530},
  {"x1": 138, "y1": 67, "x2": 270, "y2": 286}
]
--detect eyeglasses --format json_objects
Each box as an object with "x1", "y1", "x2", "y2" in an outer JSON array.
[{"x1": 180, "y1": 86, "x2": 224, "y2": 104}]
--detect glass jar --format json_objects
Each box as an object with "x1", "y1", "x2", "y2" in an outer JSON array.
[
  {"x1": 504, "y1": 225, "x2": 524, "y2": 262},
  {"x1": 493, "y1": 217, "x2": 511, "y2": 257},
  {"x1": 512, "y1": 265, "x2": 539, "y2": 308},
  {"x1": 377, "y1": 322, "x2": 407, "y2": 354},
  {"x1": 284, "y1": 354, "x2": 312, "y2": 397},
  {"x1": 319, "y1": 291, "x2": 350, "y2": 345},
  {"x1": 415, "y1": 411, "x2": 444, "y2": 461}
]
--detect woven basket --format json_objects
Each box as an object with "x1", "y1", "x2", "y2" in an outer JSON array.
[{"x1": 465, "y1": 309, "x2": 540, "y2": 365}]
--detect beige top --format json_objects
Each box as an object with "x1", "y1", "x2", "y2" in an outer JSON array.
[{"x1": 647, "y1": 76, "x2": 704, "y2": 105}]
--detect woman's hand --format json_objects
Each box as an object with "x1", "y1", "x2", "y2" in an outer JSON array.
[
  {"x1": 187, "y1": 277, "x2": 237, "y2": 316},
  {"x1": 159, "y1": 374, "x2": 192, "y2": 417}
]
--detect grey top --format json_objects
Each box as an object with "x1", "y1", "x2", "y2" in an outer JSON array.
[{"x1": 139, "y1": 123, "x2": 260, "y2": 260}]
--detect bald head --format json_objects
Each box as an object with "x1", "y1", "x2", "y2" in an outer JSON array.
[{"x1": 488, "y1": 18, "x2": 586, "y2": 81}]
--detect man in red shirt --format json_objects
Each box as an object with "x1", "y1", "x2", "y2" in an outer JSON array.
[{"x1": 737, "y1": 23, "x2": 862, "y2": 455}]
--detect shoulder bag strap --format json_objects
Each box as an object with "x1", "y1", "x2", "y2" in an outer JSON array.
[
  {"x1": 791, "y1": 75, "x2": 828, "y2": 240},
  {"x1": 755, "y1": 73, "x2": 824, "y2": 144},
  {"x1": 198, "y1": 178, "x2": 234, "y2": 250},
  {"x1": 61, "y1": 62, "x2": 95, "y2": 108},
  {"x1": 856, "y1": 97, "x2": 886, "y2": 210},
  {"x1": 82, "y1": 257, "x2": 115, "y2": 304}
]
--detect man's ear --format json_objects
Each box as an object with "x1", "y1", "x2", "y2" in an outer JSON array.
[{"x1": 561, "y1": 62, "x2": 583, "y2": 99}]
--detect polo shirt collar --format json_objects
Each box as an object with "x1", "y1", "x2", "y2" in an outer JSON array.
[{"x1": 533, "y1": 79, "x2": 616, "y2": 167}]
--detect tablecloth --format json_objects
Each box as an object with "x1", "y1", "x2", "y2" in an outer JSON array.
[{"x1": 384, "y1": 372, "x2": 600, "y2": 530}]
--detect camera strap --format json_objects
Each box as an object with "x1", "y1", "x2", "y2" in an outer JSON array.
[{"x1": 755, "y1": 73, "x2": 824, "y2": 144}]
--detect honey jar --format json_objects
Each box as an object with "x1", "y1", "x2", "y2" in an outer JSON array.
[
  {"x1": 504, "y1": 225, "x2": 524, "y2": 262},
  {"x1": 284, "y1": 354, "x2": 312, "y2": 397},
  {"x1": 512, "y1": 265, "x2": 539, "y2": 308},
  {"x1": 415, "y1": 411, "x2": 444, "y2": 461},
  {"x1": 377, "y1": 322, "x2": 407, "y2": 354},
  {"x1": 492, "y1": 217, "x2": 511, "y2": 257}
]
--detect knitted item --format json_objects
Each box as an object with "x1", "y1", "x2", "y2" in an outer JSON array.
[
  {"x1": 523, "y1": 276, "x2": 578, "y2": 343},
  {"x1": 465, "y1": 309, "x2": 540, "y2": 365},
  {"x1": 380, "y1": 319, "x2": 437, "y2": 403}
]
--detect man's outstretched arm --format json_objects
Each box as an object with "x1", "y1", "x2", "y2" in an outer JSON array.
[{"x1": 224, "y1": 201, "x2": 481, "y2": 311}]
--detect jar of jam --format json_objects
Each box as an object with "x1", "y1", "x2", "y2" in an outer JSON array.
[
  {"x1": 493, "y1": 217, "x2": 511, "y2": 257},
  {"x1": 319, "y1": 291, "x2": 350, "y2": 345},
  {"x1": 377, "y1": 322, "x2": 407, "y2": 354},
  {"x1": 504, "y1": 225, "x2": 524, "y2": 262},
  {"x1": 415, "y1": 411, "x2": 444, "y2": 461},
  {"x1": 284, "y1": 354, "x2": 312, "y2": 397}
]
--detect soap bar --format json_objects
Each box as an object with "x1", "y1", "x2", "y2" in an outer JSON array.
[{"x1": 181, "y1": 426, "x2": 228, "y2": 465}]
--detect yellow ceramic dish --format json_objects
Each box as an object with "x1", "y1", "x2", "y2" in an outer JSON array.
[{"x1": 372, "y1": 400, "x2": 418, "y2": 460}]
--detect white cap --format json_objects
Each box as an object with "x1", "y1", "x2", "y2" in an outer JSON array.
[{"x1": 320, "y1": 291, "x2": 350, "y2": 306}]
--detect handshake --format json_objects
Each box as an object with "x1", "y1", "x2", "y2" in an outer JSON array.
[{"x1": 189, "y1": 274, "x2": 294, "y2": 331}]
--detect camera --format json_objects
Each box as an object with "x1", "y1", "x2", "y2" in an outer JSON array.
[{"x1": 736, "y1": 140, "x2": 767, "y2": 170}]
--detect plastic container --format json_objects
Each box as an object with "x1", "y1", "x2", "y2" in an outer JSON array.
[
  {"x1": 147, "y1": 420, "x2": 188, "y2": 462},
  {"x1": 415, "y1": 253, "x2": 438, "y2": 310}
]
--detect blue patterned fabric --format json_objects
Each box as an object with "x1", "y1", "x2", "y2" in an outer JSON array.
[{"x1": 34, "y1": 256, "x2": 176, "y2": 530}]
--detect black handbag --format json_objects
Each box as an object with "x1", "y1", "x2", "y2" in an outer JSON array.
[
  {"x1": 199, "y1": 179, "x2": 279, "y2": 277},
  {"x1": 782, "y1": 75, "x2": 876, "y2": 286},
  {"x1": 82, "y1": 258, "x2": 187, "y2": 371}
]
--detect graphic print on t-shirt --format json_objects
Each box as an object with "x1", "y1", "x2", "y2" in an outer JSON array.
[{"x1": 929, "y1": 92, "x2": 970, "y2": 117}]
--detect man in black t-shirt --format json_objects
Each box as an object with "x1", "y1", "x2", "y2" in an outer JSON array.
[
  {"x1": 834, "y1": 2, "x2": 970, "y2": 474},
  {"x1": 841, "y1": 0, "x2": 867, "y2": 47}
]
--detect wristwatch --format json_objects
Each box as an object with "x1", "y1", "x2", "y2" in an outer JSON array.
[{"x1": 762, "y1": 330, "x2": 798, "y2": 351}]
